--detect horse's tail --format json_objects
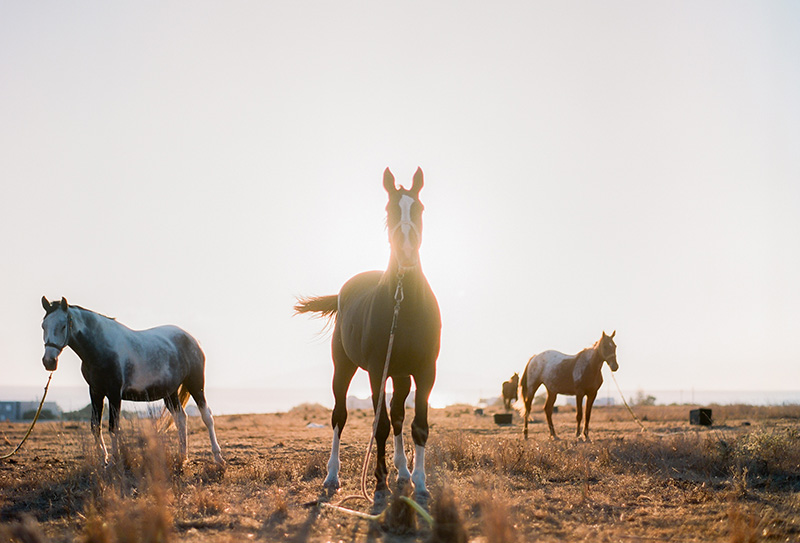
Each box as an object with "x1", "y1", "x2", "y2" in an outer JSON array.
[
  {"x1": 515, "y1": 357, "x2": 532, "y2": 415},
  {"x1": 294, "y1": 295, "x2": 339, "y2": 320},
  {"x1": 157, "y1": 384, "x2": 192, "y2": 433}
]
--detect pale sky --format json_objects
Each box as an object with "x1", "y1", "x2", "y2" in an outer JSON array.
[{"x1": 2, "y1": 2, "x2": 799, "y2": 409}]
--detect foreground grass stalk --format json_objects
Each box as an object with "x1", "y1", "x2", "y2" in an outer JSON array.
[{"x1": 399, "y1": 496, "x2": 434, "y2": 527}]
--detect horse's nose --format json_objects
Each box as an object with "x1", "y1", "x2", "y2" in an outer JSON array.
[{"x1": 42, "y1": 354, "x2": 58, "y2": 371}]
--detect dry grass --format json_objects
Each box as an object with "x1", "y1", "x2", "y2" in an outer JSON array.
[{"x1": 1, "y1": 404, "x2": 799, "y2": 542}]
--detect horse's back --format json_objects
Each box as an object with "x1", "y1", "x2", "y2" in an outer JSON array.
[
  {"x1": 528, "y1": 350, "x2": 577, "y2": 391},
  {"x1": 136, "y1": 325, "x2": 202, "y2": 358},
  {"x1": 124, "y1": 325, "x2": 204, "y2": 385}
]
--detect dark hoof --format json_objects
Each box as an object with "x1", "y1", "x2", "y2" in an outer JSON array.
[
  {"x1": 374, "y1": 486, "x2": 390, "y2": 506},
  {"x1": 394, "y1": 476, "x2": 411, "y2": 490},
  {"x1": 322, "y1": 477, "x2": 340, "y2": 491}
]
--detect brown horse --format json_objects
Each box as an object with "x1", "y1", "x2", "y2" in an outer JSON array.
[
  {"x1": 502, "y1": 373, "x2": 519, "y2": 411},
  {"x1": 294, "y1": 168, "x2": 441, "y2": 499},
  {"x1": 521, "y1": 331, "x2": 618, "y2": 440}
]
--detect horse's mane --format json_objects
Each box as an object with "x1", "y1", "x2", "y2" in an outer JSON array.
[{"x1": 70, "y1": 305, "x2": 117, "y2": 322}]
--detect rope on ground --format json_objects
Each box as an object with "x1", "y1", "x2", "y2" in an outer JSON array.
[
  {"x1": 0, "y1": 372, "x2": 54, "y2": 460},
  {"x1": 610, "y1": 373, "x2": 707, "y2": 439}
]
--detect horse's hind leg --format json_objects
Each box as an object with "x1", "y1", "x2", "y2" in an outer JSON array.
[
  {"x1": 325, "y1": 335, "x2": 357, "y2": 490},
  {"x1": 187, "y1": 388, "x2": 224, "y2": 465},
  {"x1": 390, "y1": 375, "x2": 412, "y2": 485},
  {"x1": 522, "y1": 380, "x2": 541, "y2": 440},
  {"x1": 165, "y1": 390, "x2": 189, "y2": 464},
  {"x1": 523, "y1": 390, "x2": 533, "y2": 440},
  {"x1": 544, "y1": 389, "x2": 558, "y2": 439}
]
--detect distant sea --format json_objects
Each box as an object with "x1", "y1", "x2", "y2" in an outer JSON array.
[{"x1": 2, "y1": 385, "x2": 799, "y2": 416}]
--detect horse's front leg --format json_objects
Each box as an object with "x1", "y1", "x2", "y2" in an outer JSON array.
[
  {"x1": 575, "y1": 394, "x2": 584, "y2": 440},
  {"x1": 107, "y1": 392, "x2": 122, "y2": 462},
  {"x1": 410, "y1": 367, "x2": 435, "y2": 499},
  {"x1": 89, "y1": 389, "x2": 108, "y2": 464},
  {"x1": 583, "y1": 391, "x2": 597, "y2": 442},
  {"x1": 390, "y1": 375, "x2": 412, "y2": 486},
  {"x1": 544, "y1": 391, "x2": 558, "y2": 439},
  {"x1": 369, "y1": 371, "x2": 392, "y2": 497}
]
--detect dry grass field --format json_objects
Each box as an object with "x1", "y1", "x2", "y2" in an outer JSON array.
[{"x1": 1, "y1": 402, "x2": 799, "y2": 542}]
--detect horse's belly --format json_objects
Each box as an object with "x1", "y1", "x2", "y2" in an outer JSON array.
[
  {"x1": 121, "y1": 352, "x2": 185, "y2": 402},
  {"x1": 122, "y1": 387, "x2": 171, "y2": 402}
]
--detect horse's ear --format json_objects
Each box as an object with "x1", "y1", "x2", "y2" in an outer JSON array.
[
  {"x1": 383, "y1": 168, "x2": 396, "y2": 194},
  {"x1": 610, "y1": 330, "x2": 616, "y2": 338},
  {"x1": 411, "y1": 167, "x2": 424, "y2": 194},
  {"x1": 42, "y1": 296, "x2": 50, "y2": 312},
  {"x1": 60, "y1": 298, "x2": 68, "y2": 311}
]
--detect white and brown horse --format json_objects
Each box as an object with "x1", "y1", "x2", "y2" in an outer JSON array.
[
  {"x1": 295, "y1": 168, "x2": 441, "y2": 499},
  {"x1": 41, "y1": 297, "x2": 224, "y2": 465},
  {"x1": 521, "y1": 331, "x2": 618, "y2": 441},
  {"x1": 502, "y1": 373, "x2": 519, "y2": 411}
]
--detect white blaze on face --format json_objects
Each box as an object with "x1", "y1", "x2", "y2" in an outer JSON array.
[
  {"x1": 396, "y1": 194, "x2": 418, "y2": 265},
  {"x1": 42, "y1": 312, "x2": 69, "y2": 367},
  {"x1": 398, "y1": 194, "x2": 414, "y2": 225}
]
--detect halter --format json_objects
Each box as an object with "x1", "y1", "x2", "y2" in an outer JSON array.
[
  {"x1": 389, "y1": 218, "x2": 421, "y2": 239},
  {"x1": 45, "y1": 311, "x2": 72, "y2": 353}
]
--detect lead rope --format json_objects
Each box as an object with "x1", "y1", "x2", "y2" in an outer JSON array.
[
  {"x1": 335, "y1": 271, "x2": 405, "y2": 507},
  {"x1": 0, "y1": 372, "x2": 54, "y2": 460},
  {"x1": 610, "y1": 372, "x2": 648, "y2": 432},
  {"x1": 611, "y1": 371, "x2": 716, "y2": 439}
]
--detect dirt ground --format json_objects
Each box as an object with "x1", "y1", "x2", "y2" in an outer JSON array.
[{"x1": 1, "y1": 403, "x2": 799, "y2": 542}]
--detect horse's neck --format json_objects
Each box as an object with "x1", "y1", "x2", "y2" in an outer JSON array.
[
  {"x1": 578, "y1": 347, "x2": 603, "y2": 373},
  {"x1": 591, "y1": 347, "x2": 604, "y2": 370},
  {"x1": 67, "y1": 308, "x2": 120, "y2": 362},
  {"x1": 381, "y1": 264, "x2": 431, "y2": 301}
]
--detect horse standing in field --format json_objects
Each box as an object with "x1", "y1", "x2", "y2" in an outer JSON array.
[
  {"x1": 294, "y1": 168, "x2": 441, "y2": 499},
  {"x1": 521, "y1": 331, "x2": 618, "y2": 441},
  {"x1": 502, "y1": 373, "x2": 519, "y2": 411},
  {"x1": 40, "y1": 297, "x2": 224, "y2": 465}
]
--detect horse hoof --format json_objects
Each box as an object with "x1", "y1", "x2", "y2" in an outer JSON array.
[
  {"x1": 214, "y1": 454, "x2": 226, "y2": 466},
  {"x1": 395, "y1": 476, "x2": 411, "y2": 490},
  {"x1": 413, "y1": 489, "x2": 431, "y2": 507},
  {"x1": 322, "y1": 477, "x2": 340, "y2": 490},
  {"x1": 373, "y1": 486, "x2": 390, "y2": 505}
]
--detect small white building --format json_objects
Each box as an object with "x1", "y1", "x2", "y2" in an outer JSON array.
[{"x1": 564, "y1": 397, "x2": 616, "y2": 407}]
